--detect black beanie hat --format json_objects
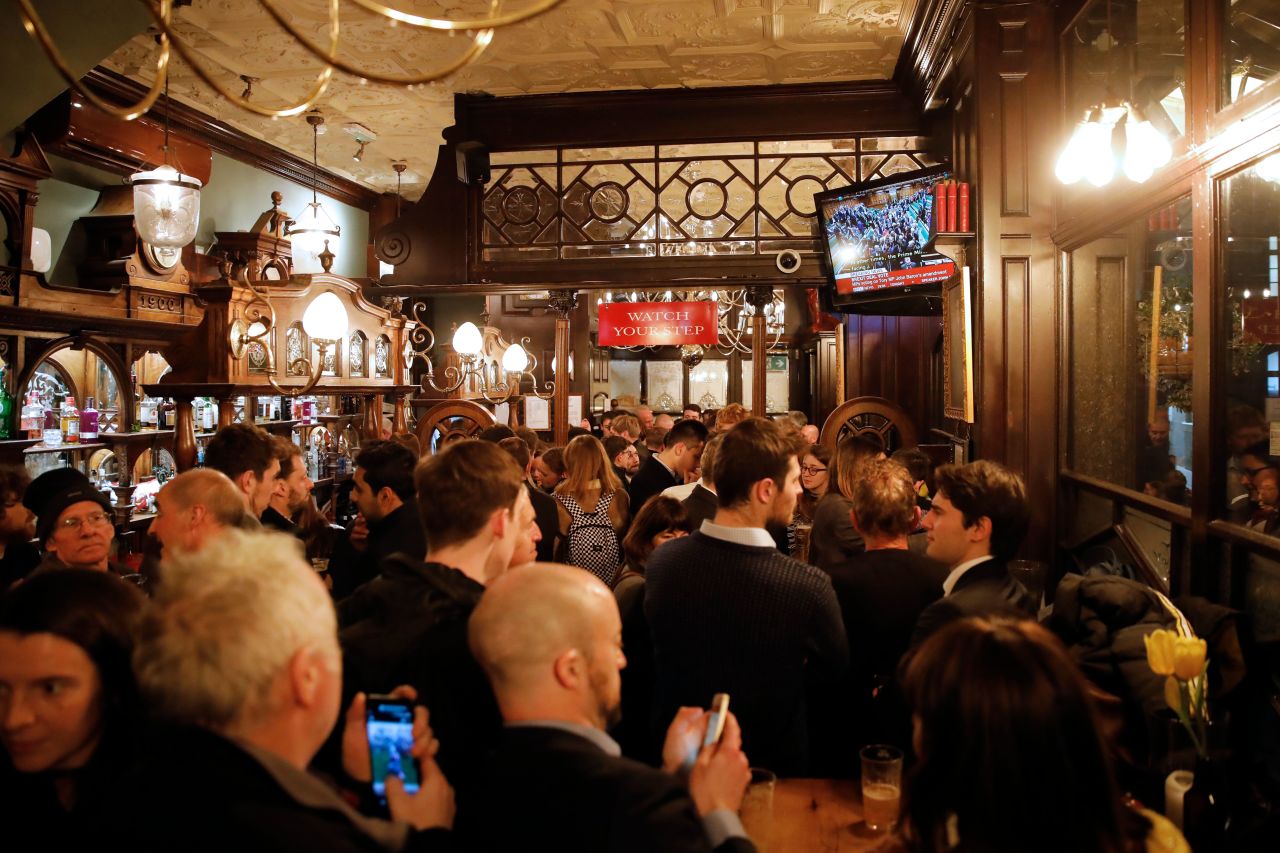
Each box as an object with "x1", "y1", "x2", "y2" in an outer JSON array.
[{"x1": 23, "y1": 467, "x2": 114, "y2": 544}]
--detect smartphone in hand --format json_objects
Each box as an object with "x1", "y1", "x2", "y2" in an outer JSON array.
[
  {"x1": 702, "y1": 693, "x2": 730, "y2": 749},
  {"x1": 366, "y1": 695, "x2": 421, "y2": 800}
]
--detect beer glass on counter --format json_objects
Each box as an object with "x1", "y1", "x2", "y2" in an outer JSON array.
[{"x1": 860, "y1": 744, "x2": 903, "y2": 832}]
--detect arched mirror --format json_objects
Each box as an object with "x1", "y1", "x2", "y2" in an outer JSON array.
[
  {"x1": 131, "y1": 350, "x2": 172, "y2": 429},
  {"x1": 17, "y1": 341, "x2": 128, "y2": 439}
]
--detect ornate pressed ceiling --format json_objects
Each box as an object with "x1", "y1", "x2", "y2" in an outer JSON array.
[{"x1": 99, "y1": 0, "x2": 915, "y2": 197}]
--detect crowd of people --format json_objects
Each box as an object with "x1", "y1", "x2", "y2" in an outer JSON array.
[
  {"x1": 0, "y1": 402, "x2": 1196, "y2": 851},
  {"x1": 824, "y1": 186, "x2": 933, "y2": 270}
]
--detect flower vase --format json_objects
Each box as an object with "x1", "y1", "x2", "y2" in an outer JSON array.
[{"x1": 1181, "y1": 756, "x2": 1229, "y2": 850}]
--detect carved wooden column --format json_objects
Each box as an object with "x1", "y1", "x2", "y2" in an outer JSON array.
[
  {"x1": 549, "y1": 291, "x2": 578, "y2": 446},
  {"x1": 217, "y1": 397, "x2": 235, "y2": 429},
  {"x1": 362, "y1": 394, "x2": 383, "y2": 442},
  {"x1": 173, "y1": 396, "x2": 197, "y2": 471},
  {"x1": 747, "y1": 286, "x2": 772, "y2": 417},
  {"x1": 392, "y1": 392, "x2": 408, "y2": 435}
]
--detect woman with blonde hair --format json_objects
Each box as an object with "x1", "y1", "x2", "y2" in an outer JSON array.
[{"x1": 554, "y1": 434, "x2": 630, "y2": 585}]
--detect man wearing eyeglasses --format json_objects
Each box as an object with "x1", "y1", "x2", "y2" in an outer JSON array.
[{"x1": 22, "y1": 468, "x2": 120, "y2": 576}]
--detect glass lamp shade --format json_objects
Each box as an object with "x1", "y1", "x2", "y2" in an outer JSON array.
[
  {"x1": 288, "y1": 201, "x2": 341, "y2": 255},
  {"x1": 1081, "y1": 119, "x2": 1116, "y2": 187},
  {"x1": 452, "y1": 322, "x2": 483, "y2": 357},
  {"x1": 30, "y1": 227, "x2": 51, "y2": 273},
  {"x1": 1123, "y1": 115, "x2": 1172, "y2": 183},
  {"x1": 1054, "y1": 121, "x2": 1091, "y2": 184},
  {"x1": 502, "y1": 342, "x2": 529, "y2": 373},
  {"x1": 302, "y1": 292, "x2": 349, "y2": 342},
  {"x1": 130, "y1": 165, "x2": 202, "y2": 248}
]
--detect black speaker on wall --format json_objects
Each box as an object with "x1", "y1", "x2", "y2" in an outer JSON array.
[{"x1": 456, "y1": 141, "x2": 490, "y2": 185}]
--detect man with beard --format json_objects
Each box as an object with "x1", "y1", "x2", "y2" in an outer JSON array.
[
  {"x1": 644, "y1": 418, "x2": 847, "y2": 776},
  {"x1": 463, "y1": 564, "x2": 755, "y2": 853},
  {"x1": 262, "y1": 438, "x2": 314, "y2": 536},
  {"x1": 603, "y1": 434, "x2": 640, "y2": 485}
]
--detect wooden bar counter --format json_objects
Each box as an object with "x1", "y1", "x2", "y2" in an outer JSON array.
[{"x1": 763, "y1": 778, "x2": 892, "y2": 852}]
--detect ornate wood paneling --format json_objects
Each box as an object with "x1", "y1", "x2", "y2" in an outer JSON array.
[
  {"x1": 843, "y1": 314, "x2": 943, "y2": 443},
  {"x1": 956, "y1": 0, "x2": 1060, "y2": 561}
]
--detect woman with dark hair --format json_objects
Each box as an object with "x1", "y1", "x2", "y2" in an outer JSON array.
[
  {"x1": 796, "y1": 443, "x2": 833, "y2": 524},
  {"x1": 808, "y1": 433, "x2": 884, "y2": 571},
  {"x1": 554, "y1": 435, "x2": 630, "y2": 585},
  {"x1": 893, "y1": 617, "x2": 1185, "y2": 853},
  {"x1": 0, "y1": 569, "x2": 145, "y2": 838},
  {"x1": 612, "y1": 496, "x2": 691, "y2": 762}
]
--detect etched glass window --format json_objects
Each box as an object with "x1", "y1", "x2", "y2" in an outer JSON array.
[
  {"x1": 480, "y1": 137, "x2": 936, "y2": 263},
  {"x1": 1067, "y1": 196, "x2": 1194, "y2": 504},
  {"x1": 349, "y1": 331, "x2": 367, "y2": 378}
]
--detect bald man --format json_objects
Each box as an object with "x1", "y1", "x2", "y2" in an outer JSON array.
[
  {"x1": 463, "y1": 565, "x2": 755, "y2": 853},
  {"x1": 149, "y1": 469, "x2": 251, "y2": 557},
  {"x1": 800, "y1": 424, "x2": 819, "y2": 445}
]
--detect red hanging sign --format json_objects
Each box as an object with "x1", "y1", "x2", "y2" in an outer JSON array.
[{"x1": 598, "y1": 301, "x2": 719, "y2": 347}]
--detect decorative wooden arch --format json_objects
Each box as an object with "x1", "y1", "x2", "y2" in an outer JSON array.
[
  {"x1": 819, "y1": 395, "x2": 918, "y2": 454},
  {"x1": 15, "y1": 334, "x2": 134, "y2": 430},
  {"x1": 414, "y1": 400, "x2": 496, "y2": 455}
]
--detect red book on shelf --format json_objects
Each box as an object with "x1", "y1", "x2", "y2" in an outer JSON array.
[
  {"x1": 946, "y1": 181, "x2": 958, "y2": 232},
  {"x1": 935, "y1": 183, "x2": 946, "y2": 231},
  {"x1": 958, "y1": 182, "x2": 970, "y2": 233}
]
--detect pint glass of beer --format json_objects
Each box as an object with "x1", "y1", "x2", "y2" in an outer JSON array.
[{"x1": 860, "y1": 744, "x2": 903, "y2": 832}]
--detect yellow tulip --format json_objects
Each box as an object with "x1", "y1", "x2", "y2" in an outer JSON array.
[
  {"x1": 1172, "y1": 636, "x2": 1208, "y2": 680},
  {"x1": 1164, "y1": 676, "x2": 1183, "y2": 714},
  {"x1": 1145, "y1": 629, "x2": 1178, "y2": 676}
]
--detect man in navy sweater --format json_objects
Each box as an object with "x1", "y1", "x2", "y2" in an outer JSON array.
[{"x1": 645, "y1": 418, "x2": 848, "y2": 776}]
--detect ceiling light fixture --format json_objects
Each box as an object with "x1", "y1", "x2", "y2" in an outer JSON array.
[
  {"x1": 16, "y1": 0, "x2": 565, "y2": 121},
  {"x1": 129, "y1": 75, "x2": 201, "y2": 248},
  {"x1": 286, "y1": 111, "x2": 341, "y2": 272}
]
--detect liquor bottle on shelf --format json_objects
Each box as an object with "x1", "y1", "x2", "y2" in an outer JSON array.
[
  {"x1": 61, "y1": 396, "x2": 80, "y2": 444},
  {"x1": 80, "y1": 396, "x2": 99, "y2": 441},
  {"x1": 22, "y1": 392, "x2": 43, "y2": 439},
  {"x1": 0, "y1": 366, "x2": 12, "y2": 439},
  {"x1": 42, "y1": 405, "x2": 62, "y2": 447}
]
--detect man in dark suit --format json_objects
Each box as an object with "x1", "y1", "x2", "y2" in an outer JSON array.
[
  {"x1": 464, "y1": 564, "x2": 755, "y2": 853},
  {"x1": 630, "y1": 419, "x2": 709, "y2": 512},
  {"x1": 910, "y1": 460, "x2": 1036, "y2": 648},
  {"x1": 496, "y1": 435, "x2": 559, "y2": 562}
]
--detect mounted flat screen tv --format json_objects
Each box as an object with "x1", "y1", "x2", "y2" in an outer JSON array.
[{"x1": 815, "y1": 165, "x2": 957, "y2": 315}]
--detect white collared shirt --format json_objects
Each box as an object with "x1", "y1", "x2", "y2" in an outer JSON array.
[
  {"x1": 698, "y1": 518, "x2": 776, "y2": 548},
  {"x1": 941, "y1": 555, "x2": 994, "y2": 597}
]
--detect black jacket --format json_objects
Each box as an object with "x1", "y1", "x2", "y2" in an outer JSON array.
[
  {"x1": 681, "y1": 483, "x2": 718, "y2": 530},
  {"x1": 459, "y1": 726, "x2": 755, "y2": 853},
  {"x1": 910, "y1": 558, "x2": 1036, "y2": 648},
  {"x1": 629, "y1": 456, "x2": 679, "y2": 513},
  {"x1": 329, "y1": 504, "x2": 426, "y2": 600},
  {"x1": 94, "y1": 723, "x2": 456, "y2": 852},
  {"x1": 526, "y1": 481, "x2": 560, "y2": 562},
  {"x1": 337, "y1": 555, "x2": 497, "y2": 809},
  {"x1": 816, "y1": 549, "x2": 948, "y2": 770},
  {"x1": 260, "y1": 505, "x2": 298, "y2": 535},
  {"x1": 808, "y1": 493, "x2": 864, "y2": 571}
]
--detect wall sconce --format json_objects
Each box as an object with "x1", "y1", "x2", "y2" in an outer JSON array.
[
  {"x1": 230, "y1": 284, "x2": 348, "y2": 395},
  {"x1": 404, "y1": 311, "x2": 553, "y2": 404},
  {"x1": 1055, "y1": 102, "x2": 1171, "y2": 187}
]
